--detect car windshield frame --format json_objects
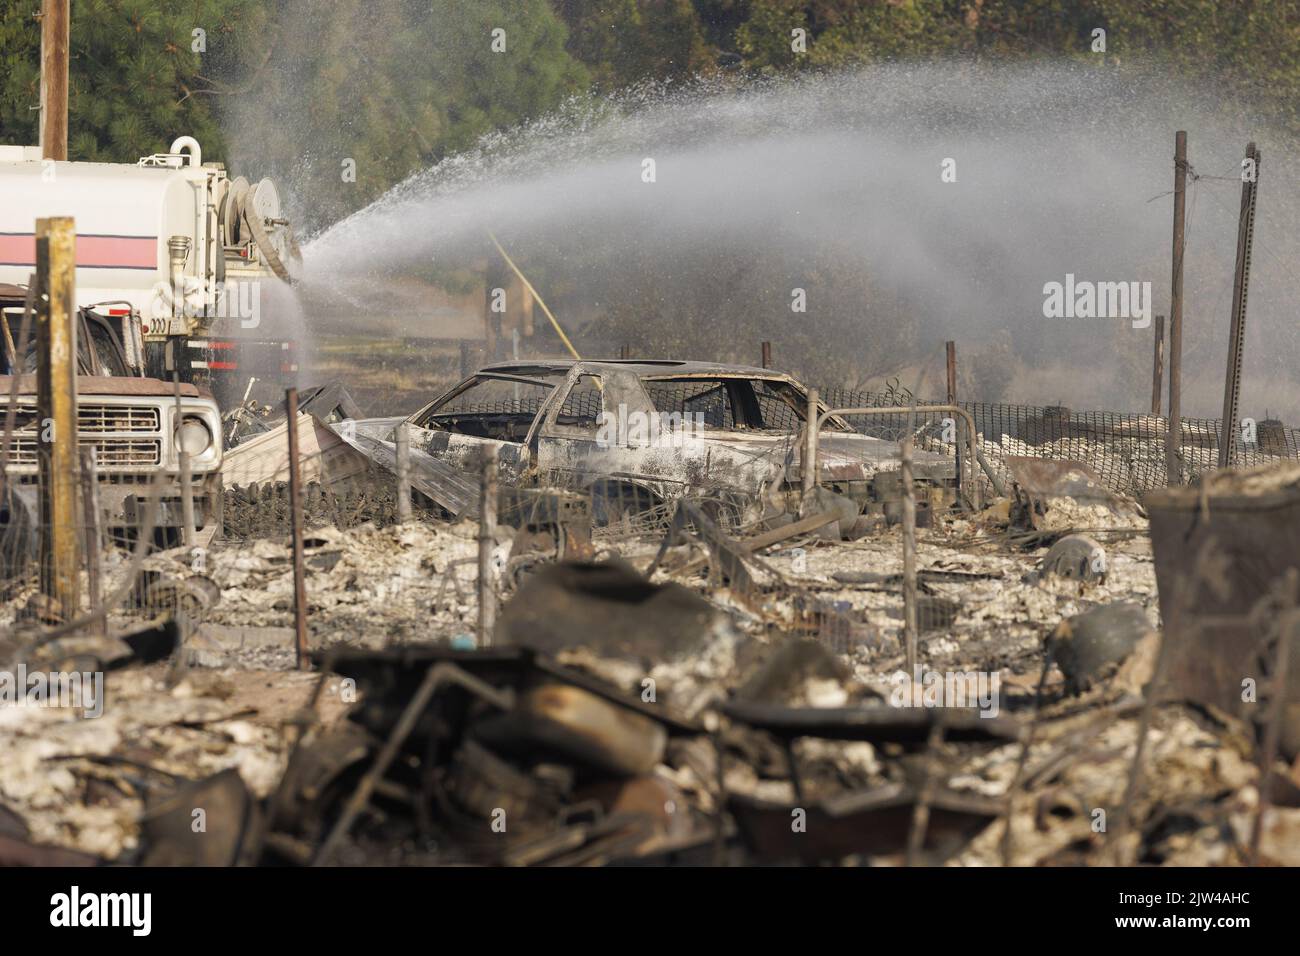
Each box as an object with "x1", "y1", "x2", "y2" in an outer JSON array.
[
  {"x1": 410, "y1": 372, "x2": 561, "y2": 444},
  {"x1": 638, "y1": 372, "x2": 851, "y2": 432}
]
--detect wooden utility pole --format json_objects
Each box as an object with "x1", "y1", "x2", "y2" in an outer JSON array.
[
  {"x1": 1165, "y1": 132, "x2": 1188, "y2": 485},
  {"x1": 39, "y1": 0, "x2": 69, "y2": 161},
  {"x1": 1218, "y1": 143, "x2": 1260, "y2": 469},
  {"x1": 35, "y1": 217, "x2": 80, "y2": 617},
  {"x1": 1150, "y1": 315, "x2": 1165, "y2": 416}
]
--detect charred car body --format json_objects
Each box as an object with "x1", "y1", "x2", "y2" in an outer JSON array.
[
  {"x1": 0, "y1": 284, "x2": 223, "y2": 547},
  {"x1": 355, "y1": 360, "x2": 957, "y2": 525}
]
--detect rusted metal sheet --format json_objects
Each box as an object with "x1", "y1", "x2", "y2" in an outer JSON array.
[
  {"x1": 473, "y1": 682, "x2": 668, "y2": 776},
  {"x1": 721, "y1": 701, "x2": 1021, "y2": 745},
  {"x1": 0, "y1": 832, "x2": 100, "y2": 867},
  {"x1": 223, "y1": 413, "x2": 372, "y2": 487},
  {"x1": 334, "y1": 426, "x2": 481, "y2": 517},
  {"x1": 728, "y1": 784, "x2": 1004, "y2": 864},
  {"x1": 139, "y1": 769, "x2": 262, "y2": 866},
  {"x1": 1146, "y1": 465, "x2": 1300, "y2": 715}
]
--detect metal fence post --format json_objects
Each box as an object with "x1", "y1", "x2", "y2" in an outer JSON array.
[
  {"x1": 1218, "y1": 143, "x2": 1260, "y2": 469},
  {"x1": 79, "y1": 445, "x2": 103, "y2": 631},
  {"x1": 945, "y1": 341, "x2": 964, "y2": 505},
  {"x1": 478, "y1": 447, "x2": 499, "y2": 647},
  {"x1": 803, "y1": 387, "x2": 819, "y2": 500},
  {"x1": 1150, "y1": 315, "x2": 1165, "y2": 416},
  {"x1": 1166, "y1": 130, "x2": 1188, "y2": 485},
  {"x1": 901, "y1": 436, "x2": 919, "y2": 675},
  {"x1": 285, "y1": 389, "x2": 309, "y2": 668},
  {"x1": 395, "y1": 422, "x2": 411, "y2": 524}
]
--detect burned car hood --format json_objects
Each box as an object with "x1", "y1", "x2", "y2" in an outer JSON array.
[{"x1": 697, "y1": 430, "x2": 955, "y2": 483}]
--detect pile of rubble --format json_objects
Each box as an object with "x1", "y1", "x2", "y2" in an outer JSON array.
[{"x1": 2, "y1": 458, "x2": 1298, "y2": 867}]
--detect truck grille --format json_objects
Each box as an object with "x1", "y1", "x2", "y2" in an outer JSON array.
[
  {"x1": 1, "y1": 400, "x2": 164, "y2": 469},
  {"x1": 6, "y1": 437, "x2": 162, "y2": 467},
  {"x1": 78, "y1": 403, "x2": 161, "y2": 433}
]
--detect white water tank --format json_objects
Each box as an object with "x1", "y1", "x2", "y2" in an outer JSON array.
[
  {"x1": 0, "y1": 139, "x2": 298, "y2": 336},
  {"x1": 0, "y1": 146, "x2": 211, "y2": 320}
]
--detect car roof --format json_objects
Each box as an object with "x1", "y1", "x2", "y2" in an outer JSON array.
[{"x1": 476, "y1": 359, "x2": 792, "y2": 381}]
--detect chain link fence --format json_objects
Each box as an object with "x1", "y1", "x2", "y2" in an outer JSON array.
[
  {"x1": 0, "y1": 465, "x2": 202, "y2": 638},
  {"x1": 811, "y1": 385, "x2": 1300, "y2": 498}
]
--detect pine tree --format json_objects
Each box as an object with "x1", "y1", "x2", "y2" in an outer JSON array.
[{"x1": 0, "y1": 0, "x2": 268, "y2": 163}]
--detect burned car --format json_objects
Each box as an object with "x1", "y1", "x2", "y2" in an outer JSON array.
[{"x1": 354, "y1": 360, "x2": 958, "y2": 525}]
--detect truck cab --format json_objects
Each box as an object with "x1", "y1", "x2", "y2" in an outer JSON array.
[{"x1": 0, "y1": 283, "x2": 223, "y2": 546}]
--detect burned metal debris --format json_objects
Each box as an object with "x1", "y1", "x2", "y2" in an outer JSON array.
[{"x1": 1047, "y1": 603, "x2": 1156, "y2": 695}]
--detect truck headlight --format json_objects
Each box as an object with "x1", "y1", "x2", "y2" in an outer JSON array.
[{"x1": 176, "y1": 416, "x2": 213, "y2": 457}]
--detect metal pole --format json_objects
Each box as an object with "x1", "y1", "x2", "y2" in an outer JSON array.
[
  {"x1": 1218, "y1": 143, "x2": 1260, "y2": 469},
  {"x1": 905, "y1": 719, "x2": 943, "y2": 866},
  {"x1": 946, "y1": 341, "x2": 963, "y2": 506},
  {"x1": 79, "y1": 446, "x2": 102, "y2": 631},
  {"x1": 39, "y1": 0, "x2": 69, "y2": 161},
  {"x1": 35, "y1": 217, "x2": 79, "y2": 617},
  {"x1": 178, "y1": 453, "x2": 195, "y2": 547},
  {"x1": 1150, "y1": 315, "x2": 1165, "y2": 416},
  {"x1": 170, "y1": 358, "x2": 195, "y2": 548},
  {"x1": 395, "y1": 422, "x2": 411, "y2": 524},
  {"x1": 1166, "y1": 131, "x2": 1188, "y2": 485},
  {"x1": 459, "y1": 339, "x2": 471, "y2": 379},
  {"x1": 802, "y1": 388, "x2": 819, "y2": 500},
  {"x1": 483, "y1": 273, "x2": 497, "y2": 360},
  {"x1": 477, "y1": 447, "x2": 498, "y2": 647},
  {"x1": 901, "y1": 436, "x2": 918, "y2": 675},
  {"x1": 1251, "y1": 608, "x2": 1296, "y2": 863},
  {"x1": 945, "y1": 341, "x2": 957, "y2": 404},
  {"x1": 761, "y1": 341, "x2": 772, "y2": 369},
  {"x1": 285, "y1": 389, "x2": 309, "y2": 669}
]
